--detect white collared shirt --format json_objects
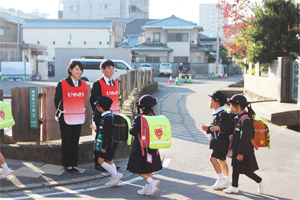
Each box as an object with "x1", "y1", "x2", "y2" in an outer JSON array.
[
  {"x1": 212, "y1": 107, "x2": 224, "y2": 120},
  {"x1": 101, "y1": 110, "x2": 111, "y2": 117},
  {"x1": 103, "y1": 76, "x2": 113, "y2": 86},
  {"x1": 71, "y1": 77, "x2": 79, "y2": 87}
]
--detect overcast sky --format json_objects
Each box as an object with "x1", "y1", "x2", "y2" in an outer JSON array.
[{"x1": 1, "y1": 0, "x2": 219, "y2": 24}]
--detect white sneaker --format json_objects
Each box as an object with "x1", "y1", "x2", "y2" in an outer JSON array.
[
  {"x1": 211, "y1": 178, "x2": 230, "y2": 189},
  {"x1": 105, "y1": 179, "x2": 113, "y2": 187},
  {"x1": 0, "y1": 168, "x2": 13, "y2": 179},
  {"x1": 258, "y1": 178, "x2": 266, "y2": 194},
  {"x1": 110, "y1": 173, "x2": 123, "y2": 187},
  {"x1": 223, "y1": 186, "x2": 239, "y2": 194},
  {"x1": 137, "y1": 186, "x2": 151, "y2": 196},
  {"x1": 150, "y1": 180, "x2": 160, "y2": 196}
]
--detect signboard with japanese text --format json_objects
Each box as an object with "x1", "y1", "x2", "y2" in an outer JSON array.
[{"x1": 30, "y1": 88, "x2": 38, "y2": 129}]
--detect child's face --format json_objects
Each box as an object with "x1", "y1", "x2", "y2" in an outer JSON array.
[
  {"x1": 230, "y1": 103, "x2": 237, "y2": 114},
  {"x1": 209, "y1": 98, "x2": 219, "y2": 109},
  {"x1": 97, "y1": 105, "x2": 105, "y2": 113}
]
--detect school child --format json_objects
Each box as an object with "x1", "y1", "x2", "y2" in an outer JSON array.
[
  {"x1": 224, "y1": 94, "x2": 266, "y2": 194},
  {"x1": 201, "y1": 91, "x2": 234, "y2": 189},
  {"x1": 95, "y1": 95, "x2": 123, "y2": 187},
  {"x1": 127, "y1": 95, "x2": 162, "y2": 196},
  {"x1": 0, "y1": 152, "x2": 13, "y2": 179}
]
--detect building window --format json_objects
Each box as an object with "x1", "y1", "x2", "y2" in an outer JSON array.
[
  {"x1": 70, "y1": 5, "x2": 77, "y2": 11},
  {"x1": 53, "y1": 41, "x2": 55, "y2": 45},
  {"x1": 130, "y1": 5, "x2": 136, "y2": 12},
  {"x1": 104, "y1": 4, "x2": 111, "y2": 9},
  {"x1": 168, "y1": 33, "x2": 189, "y2": 42},
  {"x1": 174, "y1": 56, "x2": 188, "y2": 63},
  {"x1": 146, "y1": 57, "x2": 160, "y2": 63},
  {"x1": 0, "y1": 28, "x2": 4, "y2": 36},
  {"x1": 153, "y1": 32, "x2": 161, "y2": 42},
  {"x1": 84, "y1": 41, "x2": 86, "y2": 45}
]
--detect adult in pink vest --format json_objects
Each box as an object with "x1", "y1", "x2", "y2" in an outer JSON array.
[
  {"x1": 54, "y1": 61, "x2": 87, "y2": 173},
  {"x1": 89, "y1": 59, "x2": 119, "y2": 171}
]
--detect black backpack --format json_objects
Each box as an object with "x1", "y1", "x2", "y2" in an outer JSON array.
[{"x1": 112, "y1": 114, "x2": 129, "y2": 142}]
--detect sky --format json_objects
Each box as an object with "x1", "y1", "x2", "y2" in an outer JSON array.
[{"x1": 0, "y1": 0, "x2": 219, "y2": 25}]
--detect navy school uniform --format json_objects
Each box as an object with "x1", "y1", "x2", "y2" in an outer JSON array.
[
  {"x1": 98, "y1": 111, "x2": 119, "y2": 161},
  {"x1": 206, "y1": 108, "x2": 234, "y2": 161},
  {"x1": 127, "y1": 110, "x2": 163, "y2": 174},
  {"x1": 231, "y1": 112, "x2": 259, "y2": 174}
]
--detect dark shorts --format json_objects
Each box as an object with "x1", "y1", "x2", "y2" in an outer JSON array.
[
  {"x1": 99, "y1": 142, "x2": 118, "y2": 161},
  {"x1": 211, "y1": 149, "x2": 227, "y2": 161}
]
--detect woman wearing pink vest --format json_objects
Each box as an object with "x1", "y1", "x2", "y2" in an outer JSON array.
[{"x1": 54, "y1": 61, "x2": 87, "y2": 173}]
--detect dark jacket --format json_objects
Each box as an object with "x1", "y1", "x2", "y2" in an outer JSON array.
[
  {"x1": 232, "y1": 112, "x2": 255, "y2": 155},
  {"x1": 54, "y1": 76, "x2": 82, "y2": 120},
  {"x1": 89, "y1": 77, "x2": 116, "y2": 128},
  {"x1": 206, "y1": 110, "x2": 234, "y2": 150},
  {"x1": 99, "y1": 112, "x2": 114, "y2": 149},
  {"x1": 129, "y1": 110, "x2": 155, "y2": 154}
]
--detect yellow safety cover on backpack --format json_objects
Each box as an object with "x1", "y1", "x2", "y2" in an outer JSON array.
[
  {"x1": 143, "y1": 115, "x2": 172, "y2": 149},
  {"x1": 0, "y1": 101, "x2": 15, "y2": 129}
]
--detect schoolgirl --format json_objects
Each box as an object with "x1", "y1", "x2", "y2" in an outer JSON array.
[
  {"x1": 201, "y1": 91, "x2": 234, "y2": 189},
  {"x1": 224, "y1": 94, "x2": 266, "y2": 194},
  {"x1": 127, "y1": 95, "x2": 162, "y2": 196}
]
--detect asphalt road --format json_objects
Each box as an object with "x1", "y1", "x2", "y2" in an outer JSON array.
[{"x1": 1, "y1": 76, "x2": 300, "y2": 199}]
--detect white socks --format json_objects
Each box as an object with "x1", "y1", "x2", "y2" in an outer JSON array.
[
  {"x1": 217, "y1": 173, "x2": 224, "y2": 180},
  {"x1": 101, "y1": 162, "x2": 117, "y2": 177},
  {"x1": 224, "y1": 175, "x2": 229, "y2": 181},
  {"x1": 147, "y1": 177, "x2": 153, "y2": 184},
  {"x1": 1, "y1": 163, "x2": 8, "y2": 171},
  {"x1": 145, "y1": 183, "x2": 151, "y2": 189}
]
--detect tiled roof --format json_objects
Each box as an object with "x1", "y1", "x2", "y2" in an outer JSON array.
[
  {"x1": 200, "y1": 42, "x2": 215, "y2": 45},
  {"x1": 142, "y1": 15, "x2": 202, "y2": 30},
  {"x1": 22, "y1": 19, "x2": 111, "y2": 29},
  {"x1": 200, "y1": 34, "x2": 217, "y2": 41},
  {"x1": 0, "y1": 12, "x2": 25, "y2": 24},
  {"x1": 117, "y1": 36, "x2": 139, "y2": 48},
  {"x1": 110, "y1": 18, "x2": 134, "y2": 24},
  {"x1": 124, "y1": 19, "x2": 156, "y2": 36},
  {"x1": 132, "y1": 43, "x2": 173, "y2": 51}
]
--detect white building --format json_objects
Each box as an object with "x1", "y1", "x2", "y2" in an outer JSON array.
[
  {"x1": 199, "y1": 4, "x2": 227, "y2": 38},
  {"x1": 61, "y1": 0, "x2": 149, "y2": 19},
  {"x1": 22, "y1": 19, "x2": 114, "y2": 62}
]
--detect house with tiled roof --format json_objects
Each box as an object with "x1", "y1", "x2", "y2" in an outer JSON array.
[
  {"x1": 131, "y1": 15, "x2": 208, "y2": 63},
  {"x1": 118, "y1": 18, "x2": 155, "y2": 48}
]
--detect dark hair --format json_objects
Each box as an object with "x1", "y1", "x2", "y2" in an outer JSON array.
[
  {"x1": 100, "y1": 59, "x2": 114, "y2": 70},
  {"x1": 231, "y1": 102, "x2": 256, "y2": 121},
  {"x1": 136, "y1": 105, "x2": 156, "y2": 116},
  {"x1": 67, "y1": 60, "x2": 83, "y2": 76}
]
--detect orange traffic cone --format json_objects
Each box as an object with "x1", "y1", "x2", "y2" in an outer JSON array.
[
  {"x1": 220, "y1": 73, "x2": 223, "y2": 79},
  {"x1": 169, "y1": 75, "x2": 172, "y2": 83},
  {"x1": 225, "y1": 73, "x2": 227, "y2": 79}
]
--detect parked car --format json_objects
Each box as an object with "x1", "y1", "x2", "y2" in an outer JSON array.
[
  {"x1": 139, "y1": 63, "x2": 153, "y2": 71},
  {"x1": 159, "y1": 63, "x2": 172, "y2": 77}
]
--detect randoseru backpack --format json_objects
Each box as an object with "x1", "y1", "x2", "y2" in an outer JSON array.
[
  {"x1": 111, "y1": 112, "x2": 131, "y2": 142},
  {"x1": 139, "y1": 114, "x2": 172, "y2": 156},
  {"x1": 0, "y1": 101, "x2": 15, "y2": 129}
]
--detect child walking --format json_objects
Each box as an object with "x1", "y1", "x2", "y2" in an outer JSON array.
[
  {"x1": 94, "y1": 95, "x2": 122, "y2": 187},
  {"x1": 127, "y1": 95, "x2": 162, "y2": 196},
  {"x1": 0, "y1": 152, "x2": 13, "y2": 179},
  {"x1": 201, "y1": 91, "x2": 234, "y2": 189},
  {"x1": 224, "y1": 94, "x2": 266, "y2": 194}
]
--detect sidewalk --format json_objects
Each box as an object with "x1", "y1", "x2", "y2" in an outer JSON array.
[{"x1": 0, "y1": 158, "x2": 129, "y2": 193}]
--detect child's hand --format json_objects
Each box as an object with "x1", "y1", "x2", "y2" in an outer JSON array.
[
  {"x1": 237, "y1": 154, "x2": 243, "y2": 161},
  {"x1": 201, "y1": 125, "x2": 209, "y2": 131},
  {"x1": 90, "y1": 125, "x2": 97, "y2": 133},
  {"x1": 101, "y1": 149, "x2": 106, "y2": 153},
  {"x1": 229, "y1": 134, "x2": 233, "y2": 141},
  {"x1": 210, "y1": 125, "x2": 220, "y2": 132}
]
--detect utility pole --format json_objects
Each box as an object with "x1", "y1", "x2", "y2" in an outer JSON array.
[
  {"x1": 17, "y1": 14, "x2": 20, "y2": 61},
  {"x1": 216, "y1": 0, "x2": 220, "y2": 76}
]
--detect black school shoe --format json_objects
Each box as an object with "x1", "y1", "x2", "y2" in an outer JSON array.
[
  {"x1": 72, "y1": 167, "x2": 80, "y2": 173},
  {"x1": 95, "y1": 165, "x2": 107, "y2": 171},
  {"x1": 65, "y1": 167, "x2": 74, "y2": 173}
]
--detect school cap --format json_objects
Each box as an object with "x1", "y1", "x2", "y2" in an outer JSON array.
[
  {"x1": 136, "y1": 94, "x2": 158, "y2": 107},
  {"x1": 94, "y1": 95, "x2": 113, "y2": 111},
  {"x1": 208, "y1": 91, "x2": 227, "y2": 106},
  {"x1": 228, "y1": 94, "x2": 250, "y2": 106}
]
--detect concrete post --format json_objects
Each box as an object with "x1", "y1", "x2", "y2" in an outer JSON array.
[
  {"x1": 298, "y1": 57, "x2": 300, "y2": 105},
  {"x1": 278, "y1": 57, "x2": 293, "y2": 102}
]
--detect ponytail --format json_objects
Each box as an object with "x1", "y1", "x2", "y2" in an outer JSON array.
[
  {"x1": 136, "y1": 106, "x2": 155, "y2": 116},
  {"x1": 247, "y1": 103, "x2": 255, "y2": 121}
]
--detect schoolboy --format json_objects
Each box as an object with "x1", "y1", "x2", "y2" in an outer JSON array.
[
  {"x1": 201, "y1": 91, "x2": 234, "y2": 189},
  {"x1": 94, "y1": 95, "x2": 122, "y2": 187}
]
